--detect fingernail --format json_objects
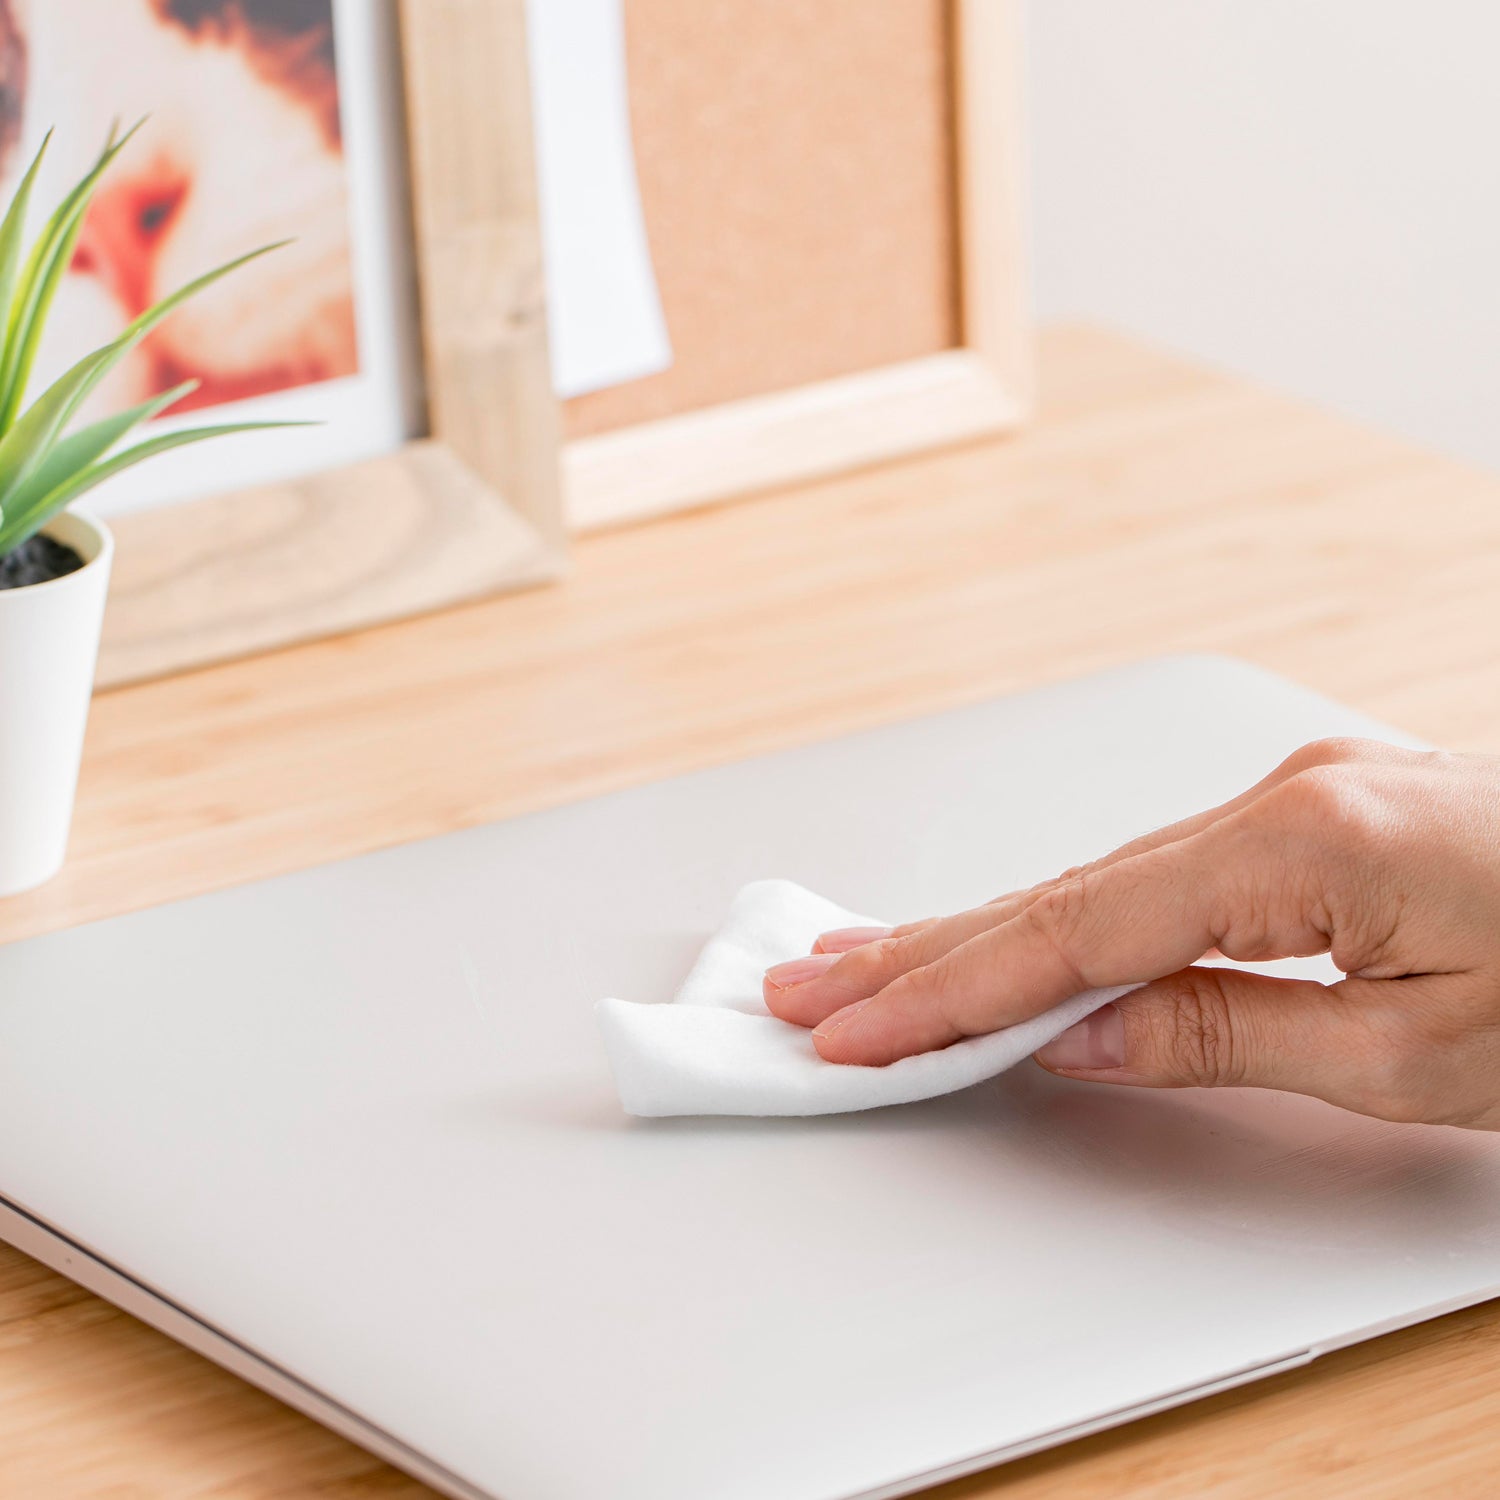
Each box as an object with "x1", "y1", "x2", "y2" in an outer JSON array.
[
  {"x1": 1035, "y1": 1005, "x2": 1125, "y2": 1070},
  {"x1": 812, "y1": 925, "x2": 892, "y2": 954},
  {"x1": 813, "y1": 998, "x2": 870, "y2": 1043},
  {"x1": 765, "y1": 952, "x2": 840, "y2": 990}
]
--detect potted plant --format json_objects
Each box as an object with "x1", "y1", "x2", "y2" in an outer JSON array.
[{"x1": 0, "y1": 125, "x2": 295, "y2": 897}]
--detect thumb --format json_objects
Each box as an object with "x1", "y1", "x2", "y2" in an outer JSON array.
[{"x1": 1034, "y1": 966, "x2": 1392, "y2": 1111}]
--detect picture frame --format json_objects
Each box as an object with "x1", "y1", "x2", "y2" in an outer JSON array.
[
  {"x1": 560, "y1": 0, "x2": 1029, "y2": 532},
  {"x1": 94, "y1": 0, "x2": 565, "y2": 689}
]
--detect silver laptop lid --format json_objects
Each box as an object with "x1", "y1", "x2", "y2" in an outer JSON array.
[{"x1": 1, "y1": 655, "x2": 1497, "y2": 1500}]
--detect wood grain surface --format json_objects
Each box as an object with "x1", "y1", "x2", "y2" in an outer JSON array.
[
  {"x1": 4, "y1": 325, "x2": 1500, "y2": 1497},
  {"x1": 564, "y1": 348, "x2": 1022, "y2": 529},
  {"x1": 97, "y1": 440, "x2": 559, "y2": 688}
]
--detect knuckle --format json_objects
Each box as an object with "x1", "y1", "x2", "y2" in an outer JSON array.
[
  {"x1": 876, "y1": 964, "x2": 944, "y2": 1029},
  {"x1": 1153, "y1": 971, "x2": 1239, "y2": 1086},
  {"x1": 1023, "y1": 878, "x2": 1095, "y2": 988},
  {"x1": 832, "y1": 937, "x2": 904, "y2": 989},
  {"x1": 896, "y1": 947, "x2": 988, "y2": 1036},
  {"x1": 884, "y1": 928, "x2": 938, "y2": 972},
  {"x1": 885, "y1": 955, "x2": 940, "y2": 1002},
  {"x1": 1043, "y1": 871, "x2": 1093, "y2": 934},
  {"x1": 1274, "y1": 766, "x2": 1386, "y2": 855},
  {"x1": 889, "y1": 917, "x2": 933, "y2": 940},
  {"x1": 1279, "y1": 737, "x2": 1380, "y2": 777},
  {"x1": 1279, "y1": 764, "x2": 1353, "y2": 821},
  {"x1": 1243, "y1": 768, "x2": 1407, "y2": 968},
  {"x1": 1000, "y1": 874, "x2": 1064, "y2": 911}
]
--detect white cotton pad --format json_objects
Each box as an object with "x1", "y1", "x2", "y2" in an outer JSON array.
[{"x1": 596, "y1": 879, "x2": 1138, "y2": 1117}]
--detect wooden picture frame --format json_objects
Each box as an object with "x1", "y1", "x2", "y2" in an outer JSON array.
[
  {"x1": 95, "y1": 0, "x2": 565, "y2": 689},
  {"x1": 561, "y1": 0, "x2": 1028, "y2": 532}
]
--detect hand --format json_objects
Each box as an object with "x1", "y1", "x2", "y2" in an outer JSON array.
[{"x1": 762, "y1": 739, "x2": 1500, "y2": 1129}]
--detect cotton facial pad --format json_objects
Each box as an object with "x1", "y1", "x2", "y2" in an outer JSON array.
[{"x1": 595, "y1": 880, "x2": 1139, "y2": 1117}]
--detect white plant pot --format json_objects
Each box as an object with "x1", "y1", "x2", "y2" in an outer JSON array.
[{"x1": 0, "y1": 510, "x2": 113, "y2": 897}]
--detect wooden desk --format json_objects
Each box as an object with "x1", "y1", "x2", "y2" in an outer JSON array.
[{"x1": 4, "y1": 325, "x2": 1499, "y2": 1498}]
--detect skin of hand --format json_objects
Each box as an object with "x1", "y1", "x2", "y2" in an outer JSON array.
[{"x1": 761, "y1": 738, "x2": 1500, "y2": 1129}]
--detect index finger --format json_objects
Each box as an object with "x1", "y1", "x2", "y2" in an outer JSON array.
[
  {"x1": 813, "y1": 811, "x2": 1314, "y2": 1065},
  {"x1": 782, "y1": 750, "x2": 1332, "y2": 1025}
]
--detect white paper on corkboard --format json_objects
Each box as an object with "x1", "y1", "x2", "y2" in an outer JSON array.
[{"x1": 526, "y1": 0, "x2": 673, "y2": 399}]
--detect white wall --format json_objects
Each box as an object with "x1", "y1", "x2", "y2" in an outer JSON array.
[{"x1": 1027, "y1": 1, "x2": 1500, "y2": 473}]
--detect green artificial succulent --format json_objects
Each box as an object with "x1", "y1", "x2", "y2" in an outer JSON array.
[{"x1": 0, "y1": 123, "x2": 304, "y2": 561}]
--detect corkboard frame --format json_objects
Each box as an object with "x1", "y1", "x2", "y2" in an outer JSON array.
[
  {"x1": 95, "y1": 0, "x2": 565, "y2": 690},
  {"x1": 562, "y1": 0, "x2": 1029, "y2": 533}
]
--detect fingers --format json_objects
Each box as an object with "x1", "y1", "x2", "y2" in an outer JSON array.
[
  {"x1": 768, "y1": 906, "x2": 1017, "y2": 1027},
  {"x1": 811, "y1": 925, "x2": 895, "y2": 955},
  {"x1": 774, "y1": 834, "x2": 1212, "y2": 1029},
  {"x1": 771, "y1": 740, "x2": 1369, "y2": 1030},
  {"x1": 806, "y1": 751, "x2": 1400, "y2": 1068},
  {"x1": 775, "y1": 736, "x2": 1424, "y2": 1064},
  {"x1": 811, "y1": 841, "x2": 1226, "y2": 1064},
  {"x1": 1032, "y1": 967, "x2": 1496, "y2": 1127}
]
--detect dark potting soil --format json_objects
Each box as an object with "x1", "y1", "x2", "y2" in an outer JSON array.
[{"x1": 0, "y1": 534, "x2": 86, "y2": 591}]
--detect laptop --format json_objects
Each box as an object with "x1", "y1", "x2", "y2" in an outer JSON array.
[{"x1": 2, "y1": 654, "x2": 1497, "y2": 1500}]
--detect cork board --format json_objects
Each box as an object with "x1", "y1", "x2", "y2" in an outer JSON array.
[{"x1": 563, "y1": 0, "x2": 959, "y2": 440}]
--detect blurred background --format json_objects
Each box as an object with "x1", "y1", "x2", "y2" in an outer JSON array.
[{"x1": 1030, "y1": 0, "x2": 1500, "y2": 473}]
